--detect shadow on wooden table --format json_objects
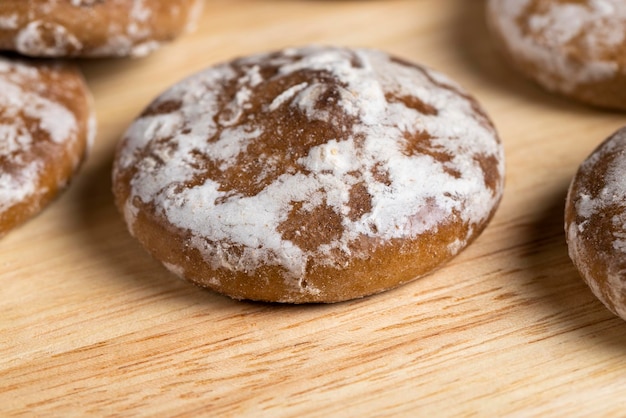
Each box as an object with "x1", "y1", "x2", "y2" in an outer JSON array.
[{"x1": 518, "y1": 181, "x2": 626, "y2": 346}]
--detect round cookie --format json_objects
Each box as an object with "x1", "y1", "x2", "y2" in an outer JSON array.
[
  {"x1": 0, "y1": 0, "x2": 203, "y2": 58},
  {"x1": 113, "y1": 45, "x2": 505, "y2": 303},
  {"x1": 0, "y1": 56, "x2": 95, "y2": 236},
  {"x1": 487, "y1": 0, "x2": 626, "y2": 110},
  {"x1": 566, "y1": 127, "x2": 626, "y2": 321}
]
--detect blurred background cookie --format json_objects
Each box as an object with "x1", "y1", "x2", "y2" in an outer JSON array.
[
  {"x1": 0, "y1": 0, "x2": 203, "y2": 58},
  {"x1": 487, "y1": 0, "x2": 626, "y2": 110}
]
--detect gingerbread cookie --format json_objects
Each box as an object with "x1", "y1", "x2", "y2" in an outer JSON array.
[
  {"x1": 487, "y1": 0, "x2": 626, "y2": 110},
  {"x1": 566, "y1": 127, "x2": 626, "y2": 321},
  {"x1": 0, "y1": 0, "x2": 203, "y2": 57},
  {"x1": 113, "y1": 46, "x2": 505, "y2": 303},
  {"x1": 0, "y1": 57, "x2": 95, "y2": 235}
]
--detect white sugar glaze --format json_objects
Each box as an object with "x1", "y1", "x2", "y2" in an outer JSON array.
[
  {"x1": 0, "y1": 14, "x2": 18, "y2": 30},
  {"x1": 570, "y1": 129, "x2": 626, "y2": 226},
  {"x1": 488, "y1": 0, "x2": 626, "y2": 91},
  {"x1": 70, "y1": 0, "x2": 101, "y2": 5},
  {"x1": 15, "y1": 20, "x2": 83, "y2": 56},
  {"x1": 117, "y1": 46, "x2": 505, "y2": 280},
  {"x1": 0, "y1": 58, "x2": 78, "y2": 212}
]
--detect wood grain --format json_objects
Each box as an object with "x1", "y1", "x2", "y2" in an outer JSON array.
[{"x1": 2, "y1": 1, "x2": 626, "y2": 416}]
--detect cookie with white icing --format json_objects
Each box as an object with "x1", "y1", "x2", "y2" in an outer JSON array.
[
  {"x1": 487, "y1": 0, "x2": 626, "y2": 110},
  {"x1": 0, "y1": 0, "x2": 203, "y2": 58},
  {"x1": 566, "y1": 127, "x2": 626, "y2": 320},
  {"x1": 113, "y1": 45, "x2": 505, "y2": 303},
  {"x1": 0, "y1": 56, "x2": 95, "y2": 236}
]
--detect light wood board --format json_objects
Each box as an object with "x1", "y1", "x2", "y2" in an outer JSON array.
[{"x1": 2, "y1": 1, "x2": 626, "y2": 416}]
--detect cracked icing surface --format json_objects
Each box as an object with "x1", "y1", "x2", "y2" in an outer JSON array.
[
  {"x1": 0, "y1": 57, "x2": 93, "y2": 232},
  {"x1": 566, "y1": 127, "x2": 626, "y2": 320},
  {"x1": 487, "y1": 0, "x2": 626, "y2": 92},
  {"x1": 0, "y1": 0, "x2": 203, "y2": 57},
  {"x1": 114, "y1": 46, "x2": 504, "y2": 300}
]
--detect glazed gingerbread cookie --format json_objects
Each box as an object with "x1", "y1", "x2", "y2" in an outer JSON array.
[
  {"x1": 0, "y1": 56, "x2": 95, "y2": 236},
  {"x1": 566, "y1": 127, "x2": 626, "y2": 321},
  {"x1": 487, "y1": 0, "x2": 626, "y2": 110},
  {"x1": 0, "y1": 0, "x2": 203, "y2": 57},
  {"x1": 113, "y1": 46, "x2": 505, "y2": 303}
]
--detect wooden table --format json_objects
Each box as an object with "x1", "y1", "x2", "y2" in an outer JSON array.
[{"x1": 2, "y1": 1, "x2": 626, "y2": 416}]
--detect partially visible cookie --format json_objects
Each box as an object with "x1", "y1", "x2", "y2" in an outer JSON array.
[
  {"x1": 0, "y1": 56, "x2": 95, "y2": 235},
  {"x1": 113, "y1": 45, "x2": 505, "y2": 303},
  {"x1": 487, "y1": 0, "x2": 626, "y2": 110},
  {"x1": 0, "y1": 0, "x2": 203, "y2": 58},
  {"x1": 566, "y1": 127, "x2": 626, "y2": 321}
]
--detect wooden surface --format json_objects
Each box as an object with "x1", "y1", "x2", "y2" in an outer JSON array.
[{"x1": 2, "y1": 1, "x2": 626, "y2": 416}]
